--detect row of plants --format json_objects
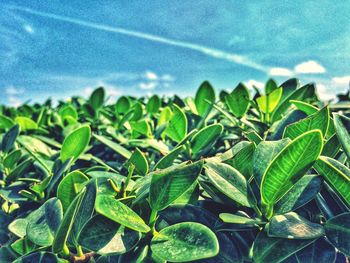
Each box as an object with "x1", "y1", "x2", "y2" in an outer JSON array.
[{"x1": 0, "y1": 79, "x2": 349, "y2": 262}]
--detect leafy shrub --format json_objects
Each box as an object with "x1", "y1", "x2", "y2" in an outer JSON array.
[{"x1": 0, "y1": 79, "x2": 349, "y2": 262}]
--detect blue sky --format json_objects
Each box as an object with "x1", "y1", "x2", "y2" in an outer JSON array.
[{"x1": 1, "y1": 0, "x2": 350, "y2": 106}]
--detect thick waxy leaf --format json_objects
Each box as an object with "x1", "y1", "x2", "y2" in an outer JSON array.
[
  {"x1": 191, "y1": 123, "x2": 223, "y2": 158},
  {"x1": 290, "y1": 100, "x2": 318, "y2": 115},
  {"x1": 116, "y1": 96, "x2": 131, "y2": 115},
  {"x1": 314, "y1": 156, "x2": 350, "y2": 207},
  {"x1": 1, "y1": 124, "x2": 20, "y2": 153},
  {"x1": 18, "y1": 135, "x2": 55, "y2": 157},
  {"x1": 283, "y1": 106, "x2": 329, "y2": 139},
  {"x1": 252, "y1": 232, "x2": 315, "y2": 263},
  {"x1": 219, "y1": 213, "x2": 264, "y2": 225},
  {"x1": 150, "y1": 161, "x2": 203, "y2": 211},
  {"x1": 89, "y1": 87, "x2": 105, "y2": 110},
  {"x1": 57, "y1": 170, "x2": 89, "y2": 211},
  {"x1": 325, "y1": 212, "x2": 350, "y2": 256},
  {"x1": 94, "y1": 133, "x2": 132, "y2": 159},
  {"x1": 146, "y1": 95, "x2": 161, "y2": 114},
  {"x1": 52, "y1": 189, "x2": 85, "y2": 253},
  {"x1": 151, "y1": 222, "x2": 219, "y2": 262},
  {"x1": 225, "y1": 83, "x2": 250, "y2": 118},
  {"x1": 95, "y1": 194, "x2": 150, "y2": 233},
  {"x1": 154, "y1": 145, "x2": 184, "y2": 170},
  {"x1": 0, "y1": 114, "x2": 14, "y2": 129},
  {"x1": 261, "y1": 130, "x2": 323, "y2": 210},
  {"x1": 78, "y1": 215, "x2": 140, "y2": 255},
  {"x1": 229, "y1": 142, "x2": 256, "y2": 179},
  {"x1": 3, "y1": 149, "x2": 22, "y2": 169},
  {"x1": 267, "y1": 212, "x2": 324, "y2": 239},
  {"x1": 164, "y1": 104, "x2": 187, "y2": 142},
  {"x1": 129, "y1": 148, "x2": 148, "y2": 176},
  {"x1": 253, "y1": 138, "x2": 291, "y2": 185},
  {"x1": 271, "y1": 83, "x2": 316, "y2": 122},
  {"x1": 333, "y1": 113, "x2": 350, "y2": 160},
  {"x1": 60, "y1": 125, "x2": 91, "y2": 162},
  {"x1": 205, "y1": 161, "x2": 255, "y2": 207},
  {"x1": 15, "y1": 117, "x2": 37, "y2": 131},
  {"x1": 13, "y1": 252, "x2": 61, "y2": 263},
  {"x1": 195, "y1": 81, "x2": 215, "y2": 116},
  {"x1": 256, "y1": 87, "x2": 282, "y2": 113},
  {"x1": 59, "y1": 104, "x2": 78, "y2": 122},
  {"x1": 274, "y1": 174, "x2": 322, "y2": 214}
]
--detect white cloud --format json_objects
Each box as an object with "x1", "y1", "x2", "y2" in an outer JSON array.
[
  {"x1": 23, "y1": 24, "x2": 34, "y2": 34},
  {"x1": 294, "y1": 60, "x2": 326, "y2": 74},
  {"x1": 269, "y1": 67, "x2": 293, "y2": 76},
  {"x1": 5, "y1": 86, "x2": 25, "y2": 95},
  {"x1": 144, "y1": 71, "x2": 158, "y2": 80},
  {"x1": 332, "y1": 75, "x2": 350, "y2": 85},
  {"x1": 161, "y1": 74, "x2": 175, "y2": 82},
  {"x1": 244, "y1": 79, "x2": 264, "y2": 92},
  {"x1": 139, "y1": 82, "x2": 157, "y2": 90},
  {"x1": 316, "y1": 83, "x2": 336, "y2": 101},
  {"x1": 8, "y1": 96, "x2": 22, "y2": 107}
]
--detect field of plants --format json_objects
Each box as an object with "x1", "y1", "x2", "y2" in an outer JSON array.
[{"x1": 0, "y1": 79, "x2": 349, "y2": 263}]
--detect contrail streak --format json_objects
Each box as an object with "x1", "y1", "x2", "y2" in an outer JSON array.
[{"x1": 11, "y1": 6, "x2": 267, "y2": 72}]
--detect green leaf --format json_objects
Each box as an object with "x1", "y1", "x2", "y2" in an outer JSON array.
[
  {"x1": 146, "y1": 95, "x2": 161, "y2": 114},
  {"x1": 253, "y1": 138, "x2": 291, "y2": 185},
  {"x1": 154, "y1": 145, "x2": 184, "y2": 170},
  {"x1": 25, "y1": 198, "x2": 63, "y2": 246},
  {"x1": 94, "y1": 133, "x2": 132, "y2": 159},
  {"x1": 78, "y1": 215, "x2": 140, "y2": 255},
  {"x1": 116, "y1": 96, "x2": 131, "y2": 115},
  {"x1": 13, "y1": 252, "x2": 61, "y2": 263},
  {"x1": 15, "y1": 117, "x2": 38, "y2": 131},
  {"x1": 89, "y1": 87, "x2": 105, "y2": 110},
  {"x1": 129, "y1": 148, "x2": 148, "y2": 176},
  {"x1": 60, "y1": 125, "x2": 91, "y2": 162},
  {"x1": 59, "y1": 104, "x2": 78, "y2": 124},
  {"x1": 191, "y1": 123, "x2": 223, "y2": 158},
  {"x1": 325, "y1": 212, "x2": 350, "y2": 257},
  {"x1": 195, "y1": 81, "x2": 215, "y2": 116},
  {"x1": 229, "y1": 142, "x2": 256, "y2": 179},
  {"x1": 17, "y1": 135, "x2": 55, "y2": 157},
  {"x1": 225, "y1": 83, "x2": 250, "y2": 118},
  {"x1": 151, "y1": 222, "x2": 219, "y2": 262},
  {"x1": 52, "y1": 189, "x2": 86, "y2": 253},
  {"x1": 3, "y1": 149, "x2": 22, "y2": 169},
  {"x1": 164, "y1": 104, "x2": 187, "y2": 142},
  {"x1": 290, "y1": 100, "x2": 319, "y2": 115},
  {"x1": 274, "y1": 174, "x2": 322, "y2": 214},
  {"x1": 314, "y1": 156, "x2": 350, "y2": 207},
  {"x1": 219, "y1": 213, "x2": 264, "y2": 225},
  {"x1": 333, "y1": 113, "x2": 350, "y2": 160},
  {"x1": 150, "y1": 161, "x2": 203, "y2": 211},
  {"x1": 267, "y1": 212, "x2": 324, "y2": 239},
  {"x1": 95, "y1": 194, "x2": 150, "y2": 233},
  {"x1": 1, "y1": 124, "x2": 20, "y2": 153},
  {"x1": 265, "y1": 79, "x2": 278, "y2": 94},
  {"x1": 261, "y1": 130, "x2": 323, "y2": 210},
  {"x1": 283, "y1": 106, "x2": 329, "y2": 139},
  {"x1": 252, "y1": 232, "x2": 315, "y2": 263},
  {"x1": 57, "y1": 170, "x2": 89, "y2": 212},
  {"x1": 256, "y1": 87, "x2": 282, "y2": 113},
  {"x1": 0, "y1": 115, "x2": 14, "y2": 130},
  {"x1": 205, "y1": 161, "x2": 255, "y2": 207}
]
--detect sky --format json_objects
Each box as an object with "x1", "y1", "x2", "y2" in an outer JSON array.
[{"x1": 1, "y1": 0, "x2": 350, "y2": 106}]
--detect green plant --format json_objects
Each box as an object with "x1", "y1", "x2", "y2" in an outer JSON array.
[{"x1": 0, "y1": 79, "x2": 349, "y2": 262}]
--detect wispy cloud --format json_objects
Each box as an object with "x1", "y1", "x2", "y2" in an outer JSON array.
[
  {"x1": 294, "y1": 60, "x2": 326, "y2": 74},
  {"x1": 10, "y1": 5, "x2": 267, "y2": 72},
  {"x1": 332, "y1": 75, "x2": 350, "y2": 85},
  {"x1": 23, "y1": 24, "x2": 34, "y2": 34},
  {"x1": 269, "y1": 67, "x2": 294, "y2": 76}
]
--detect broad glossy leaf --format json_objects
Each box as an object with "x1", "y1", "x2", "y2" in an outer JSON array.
[
  {"x1": 89, "y1": 87, "x2": 105, "y2": 110},
  {"x1": 256, "y1": 87, "x2": 282, "y2": 113},
  {"x1": 78, "y1": 215, "x2": 140, "y2": 255},
  {"x1": 225, "y1": 83, "x2": 250, "y2": 117},
  {"x1": 151, "y1": 222, "x2": 219, "y2": 262},
  {"x1": 314, "y1": 156, "x2": 350, "y2": 207},
  {"x1": 57, "y1": 170, "x2": 89, "y2": 211},
  {"x1": 267, "y1": 212, "x2": 324, "y2": 239},
  {"x1": 252, "y1": 232, "x2": 315, "y2": 263},
  {"x1": 95, "y1": 194, "x2": 150, "y2": 233},
  {"x1": 333, "y1": 113, "x2": 350, "y2": 160},
  {"x1": 60, "y1": 125, "x2": 91, "y2": 162},
  {"x1": 129, "y1": 148, "x2": 148, "y2": 176},
  {"x1": 13, "y1": 252, "x2": 61, "y2": 263},
  {"x1": 261, "y1": 130, "x2": 323, "y2": 209},
  {"x1": 205, "y1": 161, "x2": 255, "y2": 207},
  {"x1": 3, "y1": 149, "x2": 22, "y2": 169},
  {"x1": 154, "y1": 145, "x2": 184, "y2": 170},
  {"x1": 52, "y1": 189, "x2": 85, "y2": 253},
  {"x1": 18, "y1": 135, "x2": 55, "y2": 157},
  {"x1": 130, "y1": 102, "x2": 143, "y2": 121},
  {"x1": 1, "y1": 124, "x2": 20, "y2": 153},
  {"x1": 10, "y1": 237, "x2": 37, "y2": 256},
  {"x1": 229, "y1": 142, "x2": 256, "y2": 179},
  {"x1": 0, "y1": 114, "x2": 14, "y2": 129},
  {"x1": 150, "y1": 161, "x2": 203, "y2": 211},
  {"x1": 15, "y1": 117, "x2": 37, "y2": 131},
  {"x1": 290, "y1": 100, "x2": 318, "y2": 115},
  {"x1": 274, "y1": 174, "x2": 322, "y2": 214},
  {"x1": 283, "y1": 106, "x2": 329, "y2": 139},
  {"x1": 164, "y1": 104, "x2": 187, "y2": 142},
  {"x1": 265, "y1": 78, "x2": 278, "y2": 94},
  {"x1": 146, "y1": 95, "x2": 160, "y2": 114},
  {"x1": 219, "y1": 213, "x2": 264, "y2": 225},
  {"x1": 195, "y1": 81, "x2": 215, "y2": 116},
  {"x1": 325, "y1": 212, "x2": 350, "y2": 256},
  {"x1": 253, "y1": 138, "x2": 291, "y2": 185},
  {"x1": 191, "y1": 123, "x2": 223, "y2": 158},
  {"x1": 59, "y1": 104, "x2": 78, "y2": 123},
  {"x1": 271, "y1": 83, "x2": 316, "y2": 123},
  {"x1": 94, "y1": 133, "x2": 132, "y2": 159},
  {"x1": 116, "y1": 96, "x2": 131, "y2": 115}
]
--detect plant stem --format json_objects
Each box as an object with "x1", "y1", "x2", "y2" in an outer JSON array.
[
  {"x1": 62, "y1": 243, "x2": 70, "y2": 258},
  {"x1": 149, "y1": 209, "x2": 158, "y2": 232},
  {"x1": 76, "y1": 245, "x2": 84, "y2": 257}
]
